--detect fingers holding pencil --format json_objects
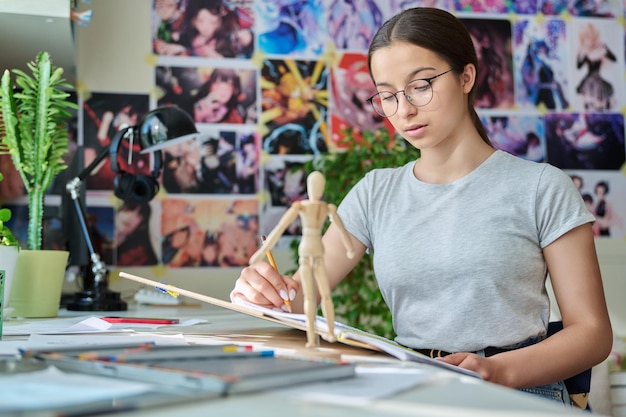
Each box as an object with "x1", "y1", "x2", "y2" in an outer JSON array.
[
  {"x1": 232, "y1": 261, "x2": 298, "y2": 312},
  {"x1": 261, "y1": 235, "x2": 293, "y2": 313}
]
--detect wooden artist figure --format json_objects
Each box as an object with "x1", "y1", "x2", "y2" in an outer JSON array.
[{"x1": 249, "y1": 171, "x2": 355, "y2": 347}]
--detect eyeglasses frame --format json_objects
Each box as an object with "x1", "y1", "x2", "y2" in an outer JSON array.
[{"x1": 366, "y1": 68, "x2": 457, "y2": 117}]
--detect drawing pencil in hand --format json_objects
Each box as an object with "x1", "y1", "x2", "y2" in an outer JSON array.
[{"x1": 261, "y1": 235, "x2": 292, "y2": 313}]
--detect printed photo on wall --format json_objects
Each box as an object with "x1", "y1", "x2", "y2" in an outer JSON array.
[
  {"x1": 330, "y1": 52, "x2": 384, "y2": 150},
  {"x1": 544, "y1": 112, "x2": 625, "y2": 170},
  {"x1": 258, "y1": 156, "x2": 312, "y2": 248},
  {"x1": 539, "y1": 0, "x2": 619, "y2": 17},
  {"x1": 115, "y1": 200, "x2": 159, "y2": 266},
  {"x1": 571, "y1": 19, "x2": 622, "y2": 112},
  {"x1": 156, "y1": 66, "x2": 258, "y2": 125},
  {"x1": 480, "y1": 114, "x2": 545, "y2": 162},
  {"x1": 567, "y1": 170, "x2": 626, "y2": 238},
  {"x1": 82, "y1": 93, "x2": 151, "y2": 191},
  {"x1": 160, "y1": 129, "x2": 260, "y2": 195},
  {"x1": 455, "y1": 0, "x2": 509, "y2": 13},
  {"x1": 513, "y1": 17, "x2": 569, "y2": 110},
  {"x1": 151, "y1": 0, "x2": 254, "y2": 58},
  {"x1": 326, "y1": 0, "x2": 385, "y2": 52},
  {"x1": 161, "y1": 197, "x2": 259, "y2": 268},
  {"x1": 462, "y1": 18, "x2": 514, "y2": 109},
  {"x1": 256, "y1": 0, "x2": 326, "y2": 56},
  {"x1": 260, "y1": 59, "x2": 329, "y2": 155},
  {"x1": 3, "y1": 204, "x2": 67, "y2": 251}
]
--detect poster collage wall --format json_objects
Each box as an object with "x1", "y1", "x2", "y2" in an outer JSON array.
[{"x1": 2, "y1": 0, "x2": 625, "y2": 271}]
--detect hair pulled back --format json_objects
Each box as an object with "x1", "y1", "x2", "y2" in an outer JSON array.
[{"x1": 367, "y1": 8, "x2": 491, "y2": 146}]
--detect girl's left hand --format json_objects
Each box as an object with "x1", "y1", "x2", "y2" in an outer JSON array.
[{"x1": 438, "y1": 353, "x2": 508, "y2": 386}]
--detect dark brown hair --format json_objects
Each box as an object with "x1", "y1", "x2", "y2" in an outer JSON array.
[{"x1": 367, "y1": 7, "x2": 492, "y2": 146}]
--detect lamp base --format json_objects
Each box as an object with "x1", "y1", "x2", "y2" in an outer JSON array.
[{"x1": 66, "y1": 288, "x2": 128, "y2": 311}]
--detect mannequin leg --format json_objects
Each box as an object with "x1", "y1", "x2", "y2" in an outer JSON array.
[
  {"x1": 299, "y1": 259, "x2": 318, "y2": 348},
  {"x1": 314, "y1": 257, "x2": 336, "y2": 343}
]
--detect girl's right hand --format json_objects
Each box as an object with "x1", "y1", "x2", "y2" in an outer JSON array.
[{"x1": 230, "y1": 261, "x2": 300, "y2": 312}]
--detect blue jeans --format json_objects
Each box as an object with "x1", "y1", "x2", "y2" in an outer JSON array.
[{"x1": 519, "y1": 381, "x2": 571, "y2": 406}]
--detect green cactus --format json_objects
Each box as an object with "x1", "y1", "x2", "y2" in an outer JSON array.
[{"x1": 0, "y1": 52, "x2": 77, "y2": 250}]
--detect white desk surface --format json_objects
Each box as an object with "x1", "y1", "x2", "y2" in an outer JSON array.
[{"x1": 2, "y1": 304, "x2": 593, "y2": 417}]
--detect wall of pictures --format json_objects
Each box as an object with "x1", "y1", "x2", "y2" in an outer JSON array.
[{"x1": 1, "y1": 0, "x2": 625, "y2": 303}]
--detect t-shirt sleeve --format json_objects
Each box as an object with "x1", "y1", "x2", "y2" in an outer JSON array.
[
  {"x1": 536, "y1": 165, "x2": 595, "y2": 248},
  {"x1": 337, "y1": 174, "x2": 373, "y2": 250}
]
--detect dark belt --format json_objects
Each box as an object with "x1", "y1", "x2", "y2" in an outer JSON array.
[{"x1": 415, "y1": 347, "x2": 510, "y2": 358}]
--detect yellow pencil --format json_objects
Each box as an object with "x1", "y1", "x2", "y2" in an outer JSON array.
[{"x1": 261, "y1": 235, "x2": 292, "y2": 312}]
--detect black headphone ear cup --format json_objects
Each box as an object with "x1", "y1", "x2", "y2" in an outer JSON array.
[
  {"x1": 114, "y1": 172, "x2": 135, "y2": 201},
  {"x1": 127, "y1": 175, "x2": 159, "y2": 203}
]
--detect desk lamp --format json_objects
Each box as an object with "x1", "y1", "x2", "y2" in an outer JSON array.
[{"x1": 65, "y1": 105, "x2": 198, "y2": 311}]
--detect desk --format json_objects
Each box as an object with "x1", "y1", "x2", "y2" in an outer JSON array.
[{"x1": 2, "y1": 304, "x2": 592, "y2": 417}]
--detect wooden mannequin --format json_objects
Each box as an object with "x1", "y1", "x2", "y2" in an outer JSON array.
[{"x1": 250, "y1": 171, "x2": 354, "y2": 348}]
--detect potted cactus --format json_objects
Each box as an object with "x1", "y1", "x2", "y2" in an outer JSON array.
[{"x1": 0, "y1": 51, "x2": 77, "y2": 317}]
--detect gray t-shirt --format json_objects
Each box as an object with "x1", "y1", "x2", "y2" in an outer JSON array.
[{"x1": 337, "y1": 150, "x2": 594, "y2": 352}]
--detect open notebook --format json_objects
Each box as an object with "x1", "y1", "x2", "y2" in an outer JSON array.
[{"x1": 118, "y1": 272, "x2": 481, "y2": 379}]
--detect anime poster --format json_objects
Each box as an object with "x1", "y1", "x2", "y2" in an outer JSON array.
[
  {"x1": 326, "y1": 0, "x2": 385, "y2": 52},
  {"x1": 539, "y1": 0, "x2": 619, "y2": 17},
  {"x1": 84, "y1": 205, "x2": 115, "y2": 266},
  {"x1": 462, "y1": 18, "x2": 514, "y2": 109},
  {"x1": 567, "y1": 170, "x2": 626, "y2": 238},
  {"x1": 156, "y1": 66, "x2": 258, "y2": 126},
  {"x1": 3, "y1": 204, "x2": 67, "y2": 251},
  {"x1": 454, "y1": 0, "x2": 510, "y2": 13},
  {"x1": 330, "y1": 53, "x2": 384, "y2": 150},
  {"x1": 114, "y1": 200, "x2": 158, "y2": 266},
  {"x1": 255, "y1": 0, "x2": 326, "y2": 56},
  {"x1": 389, "y1": 0, "x2": 455, "y2": 14},
  {"x1": 260, "y1": 59, "x2": 329, "y2": 155},
  {"x1": 570, "y1": 19, "x2": 623, "y2": 111},
  {"x1": 480, "y1": 114, "x2": 545, "y2": 161},
  {"x1": 544, "y1": 112, "x2": 625, "y2": 170},
  {"x1": 260, "y1": 156, "x2": 311, "y2": 248},
  {"x1": 513, "y1": 17, "x2": 569, "y2": 111},
  {"x1": 160, "y1": 129, "x2": 258, "y2": 194},
  {"x1": 82, "y1": 93, "x2": 151, "y2": 191},
  {"x1": 161, "y1": 197, "x2": 259, "y2": 267},
  {"x1": 151, "y1": 0, "x2": 254, "y2": 58}
]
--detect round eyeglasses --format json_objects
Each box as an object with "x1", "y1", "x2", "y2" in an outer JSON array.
[{"x1": 366, "y1": 69, "x2": 456, "y2": 118}]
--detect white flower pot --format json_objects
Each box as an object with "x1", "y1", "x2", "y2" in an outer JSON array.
[{"x1": 0, "y1": 245, "x2": 19, "y2": 313}]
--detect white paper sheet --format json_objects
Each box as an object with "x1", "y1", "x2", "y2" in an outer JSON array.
[{"x1": 0, "y1": 366, "x2": 153, "y2": 411}]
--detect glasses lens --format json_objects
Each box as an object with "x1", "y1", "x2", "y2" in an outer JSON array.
[
  {"x1": 405, "y1": 79, "x2": 433, "y2": 107},
  {"x1": 370, "y1": 92, "x2": 397, "y2": 117}
]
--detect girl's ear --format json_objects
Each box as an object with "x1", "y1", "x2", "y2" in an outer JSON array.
[{"x1": 461, "y1": 64, "x2": 476, "y2": 94}]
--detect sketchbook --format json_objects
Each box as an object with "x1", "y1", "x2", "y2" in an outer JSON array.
[
  {"x1": 33, "y1": 343, "x2": 357, "y2": 395},
  {"x1": 118, "y1": 272, "x2": 481, "y2": 379}
]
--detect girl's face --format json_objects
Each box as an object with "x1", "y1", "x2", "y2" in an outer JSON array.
[
  {"x1": 155, "y1": 0, "x2": 178, "y2": 20},
  {"x1": 194, "y1": 93, "x2": 229, "y2": 122},
  {"x1": 193, "y1": 8, "x2": 224, "y2": 40},
  {"x1": 210, "y1": 77, "x2": 236, "y2": 103},
  {"x1": 116, "y1": 206, "x2": 143, "y2": 234},
  {"x1": 369, "y1": 41, "x2": 471, "y2": 151}
]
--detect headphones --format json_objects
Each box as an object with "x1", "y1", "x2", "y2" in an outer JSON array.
[{"x1": 109, "y1": 127, "x2": 162, "y2": 203}]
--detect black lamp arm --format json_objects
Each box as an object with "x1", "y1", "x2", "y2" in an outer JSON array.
[{"x1": 65, "y1": 142, "x2": 112, "y2": 285}]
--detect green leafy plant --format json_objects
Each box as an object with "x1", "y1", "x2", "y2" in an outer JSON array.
[
  {"x1": 0, "y1": 172, "x2": 19, "y2": 247},
  {"x1": 0, "y1": 52, "x2": 76, "y2": 250},
  {"x1": 290, "y1": 126, "x2": 420, "y2": 339}
]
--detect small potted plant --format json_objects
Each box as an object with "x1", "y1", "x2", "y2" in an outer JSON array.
[
  {"x1": 0, "y1": 51, "x2": 77, "y2": 317},
  {"x1": 291, "y1": 126, "x2": 420, "y2": 339}
]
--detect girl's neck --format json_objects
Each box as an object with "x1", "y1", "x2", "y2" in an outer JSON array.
[{"x1": 414, "y1": 137, "x2": 495, "y2": 184}]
